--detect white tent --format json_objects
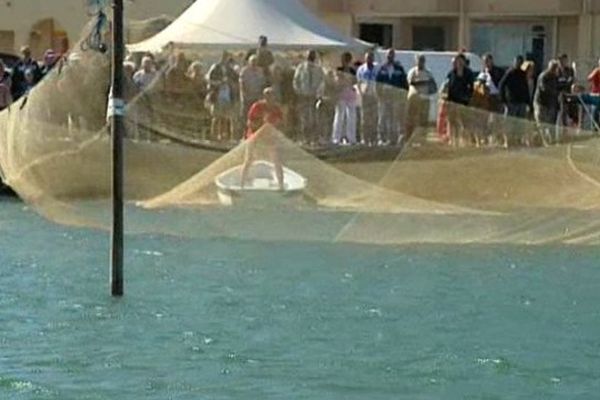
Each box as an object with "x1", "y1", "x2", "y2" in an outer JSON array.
[{"x1": 128, "y1": 0, "x2": 368, "y2": 52}]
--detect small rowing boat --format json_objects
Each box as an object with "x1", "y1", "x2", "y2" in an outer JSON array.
[{"x1": 215, "y1": 160, "x2": 307, "y2": 206}]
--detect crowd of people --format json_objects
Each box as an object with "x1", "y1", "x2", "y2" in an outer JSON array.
[
  {"x1": 0, "y1": 46, "x2": 62, "y2": 111},
  {"x1": 440, "y1": 52, "x2": 599, "y2": 148},
  {"x1": 123, "y1": 36, "x2": 600, "y2": 149},
  {"x1": 120, "y1": 37, "x2": 438, "y2": 147},
  {"x1": 2, "y1": 36, "x2": 600, "y2": 150}
]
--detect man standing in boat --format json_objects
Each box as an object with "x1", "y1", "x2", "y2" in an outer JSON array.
[{"x1": 240, "y1": 87, "x2": 285, "y2": 190}]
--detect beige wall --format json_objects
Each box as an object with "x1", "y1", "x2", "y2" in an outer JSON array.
[
  {"x1": 312, "y1": 0, "x2": 600, "y2": 69},
  {"x1": 0, "y1": 0, "x2": 598, "y2": 69},
  {"x1": 0, "y1": 0, "x2": 193, "y2": 56},
  {"x1": 321, "y1": 0, "x2": 586, "y2": 16}
]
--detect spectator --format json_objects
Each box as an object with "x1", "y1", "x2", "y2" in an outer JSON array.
[
  {"x1": 0, "y1": 60, "x2": 11, "y2": 92},
  {"x1": 122, "y1": 61, "x2": 138, "y2": 101},
  {"x1": 239, "y1": 55, "x2": 266, "y2": 125},
  {"x1": 11, "y1": 45, "x2": 42, "y2": 99},
  {"x1": 22, "y1": 69, "x2": 36, "y2": 96},
  {"x1": 187, "y1": 61, "x2": 207, "y2": 103},
  {"x1": 565, "y1": 83, "x2": 585, "y2": 130},
  {"x1": 477, "y1": 54, "x2": 504, "y2": 145},
  {"x1": 332, "y1": 52, "x2": 358, "y2": 145},
  {"x1": 479, "y1": 53, "x2": 504, "y2": 113},
  {"x1": 293, "y1": 49, "x2": 325, "y2": 145},
  {"x1": 437, "y1": 79, "x2": 450, "y2": 143},
  {"x1": 568, "y1": 86, "x2": 600, "y2": 132},
  {"x1": 522, "y1": 60, "x2": 537, "y2": 117},
  {"x1": 278, "y1": 65, "x2": 298, "y2": 139},
  {"x1": 207, "y1": 51, "x2": 238, "y2": 141},
  {"x1": 356, "y1": 50, "x2": 379, "y2": 146},
  {"x1": 558, "y1": 54, "x2": 576, "y2": 126},
  {"x1": 406, "y1": 54, "x2": 436, "y2": 140},
  {"x1": 534, "y1": 60, "x2": 561, "y2": 143},
  {"x1": 557, "y1": 54, "x2": 575, "y2": 93},
  {"x1": 587, "y1": 58, "x2": 600, "y2": 129},
  {"x1": 446, "y1": 55, "x2": 474, "y2": 146},
  {"x1": 40, "y1": 49, "x2": 59, "y2": 78},
  {"x1": 122, "y1": 61, "x2": 140, "y2": 139},
  {"x1": 468, "y1": 75, "x2": 491, "y2": 146},
  {"x1": 0, "y1": 61, "x2": 11, "y2": 111},
  {"x1": 317, "y1": 70, "x2": 337, "y2": 144},
  {"x1": 269, "y1": 64, "x2": 284, "y2": 104},
  {"x1": 133, "y1": 56, "x2": 158, "y2": 91},
  {"x1": 499, "y1": 55, "x2": 530, "y2": 119},
  {"x1": 499, "y1": 55, "x2": 530, "y2": 145},
  {"x1": 0, "y1": 82, "x2": 10, "y2": 111},
  {"x1": 163, "y1": 52, "x2": 190, "y2": 95},
  {"x1": 376, "y1": 49, "x2": 408, "y2": 145},
  {"x1": 481, "y1": 54, "x2": 504, "y2": 89},
  {"x1": 522, "y1": 61, "x2": 543, "y2": 146},
  {"x1": 246, "y1": 35, "x2": 275, "y2": 83}
]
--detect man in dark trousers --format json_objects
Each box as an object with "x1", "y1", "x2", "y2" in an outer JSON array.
[
  {"x1": 11, "y1": 46, "x2": 42, "y2": 100},
  {"x1": 499, "y1": 55, "x2": 530, "y2": 118},
  {"x1": 557, "y1": 53, "x2": 576, "y2": 127},
  {"x1": 499, "y1": 55, "x2": 530, "y2": 144},
  {"x1": 534, "y1": 60, "x2": 561, "y2": 143},
  {"x1": 376, "y1": 48, "x2": 408, "y2": 145},
  {"x1": 445, "y1": 54, "x2": 474, "y2": 146}
]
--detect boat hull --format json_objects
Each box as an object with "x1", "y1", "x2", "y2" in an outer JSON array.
[{"x1": 215, "y1": 160, "x2": 307, "y2": 207}]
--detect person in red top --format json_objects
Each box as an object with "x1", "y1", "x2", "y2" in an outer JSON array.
[
  {"x1": 241, "y1": 87, "x2": 285, "y2": 189},
  {"x1": 587, "y1": 59, "x2": 600, "y2": 129}
]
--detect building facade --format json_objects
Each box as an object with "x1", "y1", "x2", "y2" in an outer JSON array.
[
  {"x1": 1, "y1": 0, "x2": 599, "y2": 69},
  {"x1": 0, "y1": 0, "x2": 194, "y2": 57},
  {"x1": 312, "y1": 0, "x2": 600, "y2": 69}
]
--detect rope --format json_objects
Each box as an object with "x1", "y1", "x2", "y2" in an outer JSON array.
[{"x1": 81, "y1": 0, "x2": 109, "y2": 53}]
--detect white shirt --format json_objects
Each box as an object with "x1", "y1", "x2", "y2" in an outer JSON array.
[
  {"x1": 133, "y1": 69, "x2": 157, "y2": 90},
  {"x1": 477, "y1": 70, "x2": 500, "y2": 95},
  {"x1": 293, "y1": 61, "x2": 325, "y2": 97},
  {"x1": 356, "y1": 63, "x2": 379, "y2": 97},
  {"x1": 407, "y1": 66, "x2": 435, "y2": 97}
]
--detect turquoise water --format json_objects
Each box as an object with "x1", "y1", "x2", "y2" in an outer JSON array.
[{"x1": 1, "y1": 199, "x2": 599, "y2": 399}]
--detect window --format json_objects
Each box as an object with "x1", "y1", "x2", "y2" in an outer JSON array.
[
  {"x1": 359, "y1": 23, "x2": 393, "y2": 48},
  {"x1": 412, "y1": 26, "x2": 445, "y2": 51},
  {"x1": 471, "y1": 21, "x2": 550, "y2": 69},
  {"x1": 0, "y1": 30, "x2": 15, "y2": 53}
]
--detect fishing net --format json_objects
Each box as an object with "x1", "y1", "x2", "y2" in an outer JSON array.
[{"x1": 2, "y1": 18, "x2": 600, "y2": 246}]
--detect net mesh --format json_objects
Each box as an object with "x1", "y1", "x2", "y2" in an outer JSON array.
[{"x1": 2, "y1": 20, "x2": 600, "y2": 245}]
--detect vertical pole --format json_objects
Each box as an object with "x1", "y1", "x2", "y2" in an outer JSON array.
[
  {"x1": 458, "y1": 0, "x2": 466, "y2": 50},
  {"x1": 110, "y1": 0, "x2": 125, "y2": 297}
]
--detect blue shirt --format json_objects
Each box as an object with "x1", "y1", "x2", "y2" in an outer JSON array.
[
  {"x1": 376, "y1": 62, "x2": 408, "y2": 90},
  {"x1": 356, "y1": 63, "x2": 379, "y2": 96}
]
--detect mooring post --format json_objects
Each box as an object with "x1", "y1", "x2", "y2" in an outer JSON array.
[{"x1": 110, "y1": 0, "x2": 125, "y2": 297}]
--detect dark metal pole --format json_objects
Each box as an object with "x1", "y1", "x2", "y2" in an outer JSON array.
[{"x1": 110, "y1": 0, "x2": 125, "y2": 296}]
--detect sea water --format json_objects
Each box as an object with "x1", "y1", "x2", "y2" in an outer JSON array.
[{"x1": 0, "y1": 199, "x2": 599, "y2": 399}]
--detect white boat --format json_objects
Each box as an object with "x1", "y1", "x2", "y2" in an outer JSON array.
[{"x1": 215, "y1": 160, "x2": 307, "y2": 206}]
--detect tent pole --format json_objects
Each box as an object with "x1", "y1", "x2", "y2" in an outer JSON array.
[{"x1": 110, "y1": 0, "x2": 125, "y2": 297}]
